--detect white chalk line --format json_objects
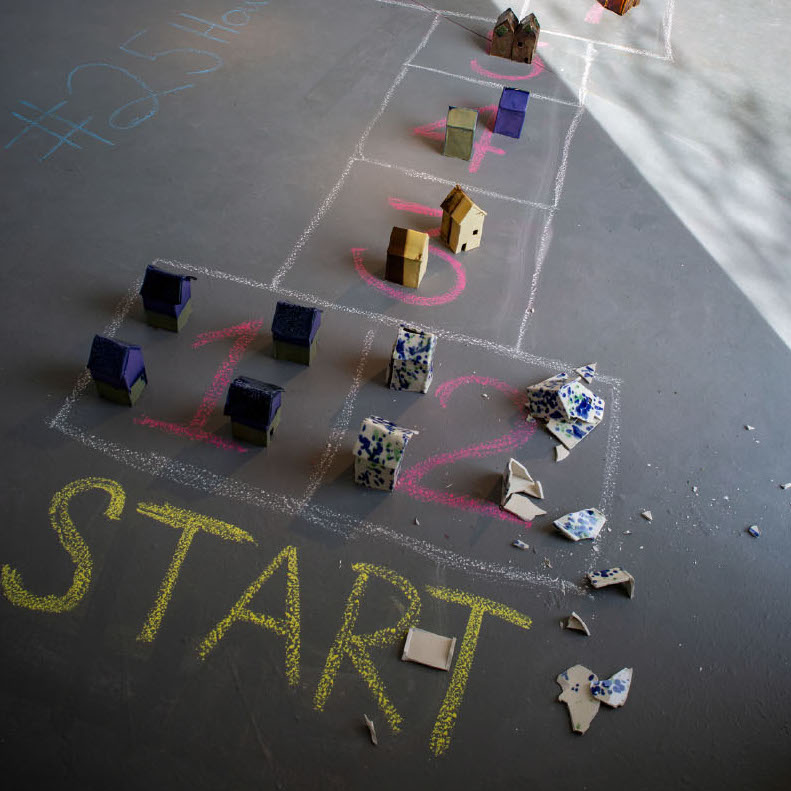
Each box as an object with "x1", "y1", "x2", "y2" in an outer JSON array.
[
  {"x1": 515, "y1": 42, "x2": 595, "y2": 350},
  {"x1": 407, "y1": 63, "x2": 579, "y2": 107},
  {"x1": 662, "y1": 0, "x2": 675, "y2": 61},
  {"x1": 270, "y1": 14, "x2": 440, "y2": 289},
  {"x1": 296, "y1": 329, "x2": 376, "y2": 511},
  {"x1": 372, "y1": 0, "x2": 672, "y2": 60},
  {"x1": 151, "y1": 256, "x2": 622, "y2": 378},
  {"x1": 356, "y1": 155, "x2": 551, "y2": 210}
]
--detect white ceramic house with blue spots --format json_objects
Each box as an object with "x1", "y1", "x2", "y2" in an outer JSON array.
[
  {"x1": 353, "y1": 415, "x2": 419, "y2": 491},
  {"x1": 387, "y1": 325, "x2": 437, "y2": 393}
]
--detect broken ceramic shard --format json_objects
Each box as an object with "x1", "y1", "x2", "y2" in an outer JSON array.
[
  {"x1": 501, "y1": 458, "x2": 547, "y2": 521},
  {"x1": 402, "y1": 627, "x2": 456, "y2": 671},
  {"x1": 526, "y1": 372, "x2": 576, "y2": 420},
  {"x1": 557, "y1": 665, "x2": 600, "y2": 734},
  {"x1": 744, "y1": 425, "x2": 755, "y2": 431},
  {"x1": 554, "y1": 508, "x2": 606, "y2": 541},
  {"x1": 591, "y1": 668, "x2": 633, "y2": 708},
  {"x1": 781, "y1": 483, "x2": 791, "y2": 490},
  {"x1": 547, "y1": 416, "x2": 598, "y2": 450},
  {"x1": 588, "y1": 567, "x2": 635, "y2": 598},
  {"x1": 353, "y1": 416, "x2": 418, "y2": 491},
  {"x1": 363, "y1": 714, "x2": 378, "y2": 745},
  {"x1": 747, "y1": 525, "x2": 760, "y2": 537},
  {"x1": 641, "y1": 510, "x2": 653, "y2": 521},
  {"x1": 387, "y1": 324, "x2": 437, "y2": 393},
  {"x1": 597, "y1": 0, "x2": 641, "y2": 16},
  {"x1": 566, "y1": 612, "x2": 591, "y2": 636},
  {"x1": 512, "y1": 538, "x2": 529, "y2": 550},
  {"x1": 558, "y1": 381, "x2": 604, "y2": 423},
  {"x1": 555, "y1": 444, "x2": 570, "y2": 462},
  {"x1": 576, "y1": 363, "x2": 597, "y2": 383}
]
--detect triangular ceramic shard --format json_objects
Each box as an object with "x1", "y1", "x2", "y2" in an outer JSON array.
[
  {"x1": 503, "y1": 493, "x2": 547, "y2": 521},
  {"x1": 554, "y1": 508, "x2": 607, "y2": 541},
  {"x1": 502, "y1": 458, "x2": 544, "y2": 508},
  {"x1": 587, "y1": 567, "x2": 635, "y2": 598},
  {"x1": 525, "y1": 371, "x2": 579, "y2": 420},
  {"x1": 557, "y1": 665, "x2": 600, "y2": 734},
  {"x1": 591, "y1": 668, "x2": 633, "y2": 708},
  {"x1": 364, "y1": 714, "x2": 378, "y2": 745},
  {"x1": 557, "y1": 381, "x2": 605, "y2": 423},
  {"x1": 566, "y1": 612, "x2": 591, "y2": 636},
  {"x1": 641, "y1": 510, "x2": 653, "y2": 521},
  {"x1": 555, "y1": 444, "x2": 570, "y2": 462},
  {"x1": 402, "y1": 627, "x2": 456, "y2": 671},
  {"x1": 576, "y1": 363, "x2": 597, "y2": 383},
  {"x1": 546, "y1": 416, "x2": 598, "y2": 449}
]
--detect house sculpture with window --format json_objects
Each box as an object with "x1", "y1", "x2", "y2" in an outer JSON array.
[{"x1": 440, "y1": 185, "x2": 486, "y2": 253}]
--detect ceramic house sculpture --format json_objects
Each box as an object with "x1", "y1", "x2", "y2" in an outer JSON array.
[
  {"x1": 87, "y1": 335, "x2": 147, "y2": 406},
  {"x1": 386, "y1": 227, "x2": 430, "y2": 288},
  {"x1": 494, "y1": 87, "x2": 530, "y2": 139},
  {"x1": 511, "y1": 13, "x2": 540, "y2": 64},
  {"x1": 353, "y1": 415, "x2": 418, "y2": 491},
  {"x1": 387, "y1": 325, "x2": 437, "y2": 393},
  {"x1": 490, "y1": 8, "x2": 519, "y2": 59},
  {"x1": 597, "y1": 0, "x2": 640, "y2": 15},
  {"x1": 271, "y1": 301, "x2": 323, "y2": 365},
  {"x1": 223, "y1": 376, "x2": 283, "y2": 446},
  {"x1": 139, "y1": 264, "x2": 196, "y2": 332},
  {"x1": 443, "y1": 107, "x2": 478, "y2": 161},
  {"x1": 439, "y1": 185, "x2": 486, "y2": 253}
]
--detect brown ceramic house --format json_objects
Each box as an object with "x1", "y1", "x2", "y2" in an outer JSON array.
[
  {"x1": 511, "y1": 13, "x2": 540, "y2": 64},
  {"x1": 490, "y1": 8, "x2": 518, "y2": 59}
]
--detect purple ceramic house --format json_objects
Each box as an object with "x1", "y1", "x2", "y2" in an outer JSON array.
[
  {"x1": 140, "y1": 264, "x2": 196, "y2": 332},
  {"x1": 223, "y1": 376, "x2": 284, "y2": 446},
  {"x1": 87, "y1": 335, "x2": 147, "y2": 406},
  {"x1": 493, "y1": 87, "x2": 530, "y2": 139}
]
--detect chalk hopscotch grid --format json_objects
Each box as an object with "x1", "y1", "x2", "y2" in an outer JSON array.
[
  {"x1": 372, "y1": 0, "x2": 676, "y2": 61},
  {"x1": 48, "y1": 257, "x2": 621, "y2": 591}
]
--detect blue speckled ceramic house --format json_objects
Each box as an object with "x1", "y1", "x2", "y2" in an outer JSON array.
[
  {"x1": 87, "y1": 335, "x2": 147, "y2": 406},
  {"x1": 353, "y1": 415, "x2": 419, "y2": 491},
  {"x1": 271, "y1": 301, "x2": 323, "y2": 365},
  {"x1": 223, "y1": 376, "x2": 284, "y2": 446},
  {"x1": 493, "y1": 87, "x2": 529, "y2": 139},
  {"x1": 139, "y1": 264, "x2": 196, "y2": 332},
  {"x1": 387, "y1": 325, "x2": 437, "y2": 393}
]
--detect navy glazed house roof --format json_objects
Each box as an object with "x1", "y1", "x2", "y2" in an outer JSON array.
[
  {"x1": 139, "y1": 264, "x2": 194, "y2": 305},
  {"x1": 223, "y1": 376, "x2": 284, "y2": 428},
  {"x1": 87, "y1": 335, "x2": 143, "y2": 388},
  {"x1": 271, "y1": 301, "x2": 322, "y2": 347}
]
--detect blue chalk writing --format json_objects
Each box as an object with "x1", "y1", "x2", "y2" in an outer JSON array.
[
  {"x1": 120, "y1": 30, "x2": 224, "y2": 75},
  {"x1": 168, "y1": 13, "x2": 242, "y2": 43},
  {"x1": 4, "y1": 99, "x2": 114, "y2": 161},
  {"x1": 66, "y1": 63, "x2": 193, "y2": 130}
]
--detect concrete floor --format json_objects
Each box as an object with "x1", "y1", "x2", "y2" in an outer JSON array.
[{"x1": 1, "y1": 1, "x2": 789, "y2": 789}]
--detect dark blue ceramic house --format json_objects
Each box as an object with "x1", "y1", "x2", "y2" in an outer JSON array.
[
  {"x1": 87, "y1": 335, "x2": 147, "y2": 406},
  {"x1": 271, "y1": 301, "x2": 323, "y2": 365},
  {"x1": 140, "y1": 264, "x2": 196, "y2": 331},
  {"x1": 223, "y1": 376, "x2": 284, "y2": 446},
  {"x1": 493, "y1": 87, "x2": 530, "y2": 139}
]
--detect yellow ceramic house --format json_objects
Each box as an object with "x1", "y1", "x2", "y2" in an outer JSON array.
[
  {"x1": 385, "y1": 227, "x2": 430, "y2": 288},
  {"x1": 440, "y1": 185, "x2": 486, "y2": 253}
]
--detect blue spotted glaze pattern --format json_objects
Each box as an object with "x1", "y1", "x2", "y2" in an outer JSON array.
[
  {"x1": 387, "y1": 325, "x2": 437, "y2": 393},
  {"x1": 591, "y1": 668, "x2": 633, "y2": 708},
  {"x1": 558, "y1": 382, "x2": 604, "y2": 423},
  {"x1": 526, "y1": 372, "x2": 574, "y2": 420},
  {"x1": 553, "y1": 508, "x2": 607, "y2": 541},
  {"x1": 353, "y1": 415, "x2": 418, "y2": 491}
]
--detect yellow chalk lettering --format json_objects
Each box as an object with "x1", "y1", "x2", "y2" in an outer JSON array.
[
  {"x1": 425, "y1": 586, "x2": 532, "y2": 756},
  {"x1": 196, "y1": 545, "x2": 301, "y2": 686},
  {"x1": 1, "y1": 477, "x2": 126, "y2": 613},
  {"x1": 313, "y1": 563, "x2": 420, "y2": 732},
  {"x1": 135, "y1": 502, "x2": 256, "y2": 642}
]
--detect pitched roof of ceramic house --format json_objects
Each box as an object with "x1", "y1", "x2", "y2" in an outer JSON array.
[
  {"x1": 223, "y1": 376, "x2": 284, "y2": 427},
  {"x1": 354, "y1": 415, "x2": 418, "y2": 468},
  {"x1": 440, "y1": 185, "x2": 487, "y2": 224},
  {"x1": 499, "y1": 87, "x2": 530, "y2": 113},
  {"x1": 494, "y1": 8, "x2": 519, "y2": 31},
  {"x1": 271, "y1": 301, "x2": 322, "y2": 346},
  {"x1": 446, "y1": 107, "x2": 478, "y2": 131},
  {"x1": 516, "y1": 13, "x2": 540, "y2": 34},
  {"x1": 392, "y1": 325, "x2": 437, "y2": 363},
  {"x1": 388, "y1": 227, "x2": 429, "y2": 262},
  {"x1": 139, "y1": 265, "x2": 194, "y2": 305},
  {"x1": 87, "y1": 335, "x2": 143, "y2": 387}
]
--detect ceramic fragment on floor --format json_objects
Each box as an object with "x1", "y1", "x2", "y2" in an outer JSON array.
[
  {"x1": 501, "y1": 458, "x2": 547, "y2": 520},
  {"x1": 576, "y1": 362, "x2": 597, "y2": 383},
  {"x1": 565, "y1": 612, "x2": 591, "y2": 636},
  {"x1": 402, "y1": 627, "x2": 457, "y2": 671},
  {"x1": 364, "y1": 714, "x2": 378, "y2": 745},
  {"x1": 591, "y1": 668, "x2": 633, "y2": 708},
  {"x1": 588, "y1": 567, "x2": 635, "y2": 598},
  {"x1": 557, "y1": 665, "x2": 600, "y2": 734},
  {"x1": 554, "y1": 508, "x2": 607, "y2": 541}
]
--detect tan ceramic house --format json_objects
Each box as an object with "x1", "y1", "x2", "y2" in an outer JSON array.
[
  {"x1": 386, "y1": 227, "x2": 430, "y2": 288},
  {"x1": 440, "y1": 186, "x2": 486, "y2": 254}
]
